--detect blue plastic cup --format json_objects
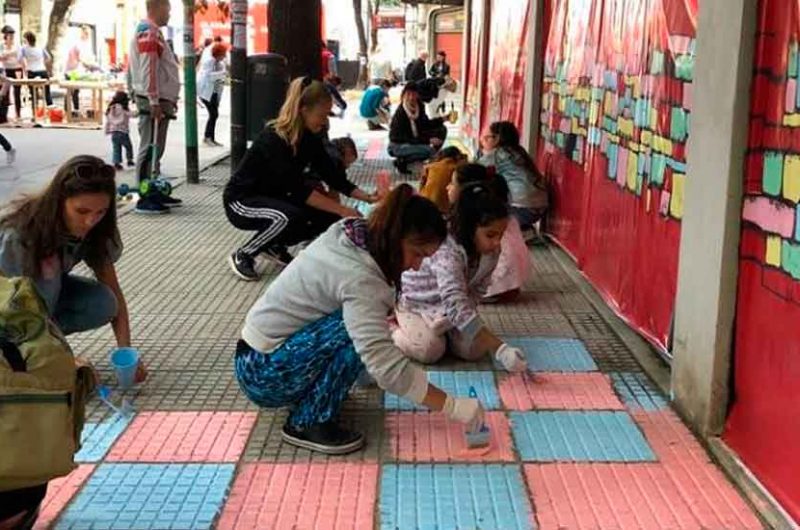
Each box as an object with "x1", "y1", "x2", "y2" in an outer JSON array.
[{"x1": 110, "y1": 347, "x2": 139, "y2": 390}]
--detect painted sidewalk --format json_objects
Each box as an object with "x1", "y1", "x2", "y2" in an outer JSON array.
[{"x1": 42, "y1": 132, "x2": 764, "y2": 529}]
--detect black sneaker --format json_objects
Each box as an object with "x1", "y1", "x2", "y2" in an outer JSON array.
[
  {"x1": 228, "y1": 251, "x2": 259, "y2": 281},
  {"x1": 281, "y1": 421, "x2": 365, "y2": 455},
  {"x1": 134, "y1": 195, "x2": 170, "y2": 215},
  {"x1": 393, "y1": 158, "x2": 410, "y2": 175},
  {"x1": 127, "y1": 160, "x2": 135, "y2": 167},
  {"x1": 159, "y1": 195, "x2": 183, "y2": 207},
  {"x1": 114, "y1": 163, "x2": 123, "y2": 171},
  {"x1": 262, "y1": 245, "x2": 294, "y2": 267}
]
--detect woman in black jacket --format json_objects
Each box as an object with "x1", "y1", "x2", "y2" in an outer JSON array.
[
  {"x1": 388, "y1": 82, "x2": 448, "y2": 174},
  {"x1": 224, "y1": 77, "x2": 380, "y2": 281}
]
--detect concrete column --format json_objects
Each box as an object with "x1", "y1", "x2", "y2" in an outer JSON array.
[
  {"x1": 521, "y1": 0, "x2": 546, "y2": 153},
  {"x1": 672, "y1": 0, "x2": 758, "y2": 436}
]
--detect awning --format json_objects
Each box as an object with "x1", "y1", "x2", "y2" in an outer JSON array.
[{"x1": 399, "y1": 0, "x2": 464, "y2": 6}]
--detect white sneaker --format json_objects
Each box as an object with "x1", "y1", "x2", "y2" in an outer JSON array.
[
  {"x1": 6, "y1": 148, "x2": 15, "y2": 165},
  {"x1": 202, "y1": 138, "x2": 215, "y2": 147}
]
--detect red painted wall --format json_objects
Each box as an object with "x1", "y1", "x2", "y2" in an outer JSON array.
[{"x1": 722, "y1": 0, "x2": 800, "y2": 522}]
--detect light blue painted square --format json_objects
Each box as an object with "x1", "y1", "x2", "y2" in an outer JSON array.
[
  {"x1": 55, "y1": 464, "x2": 235, "y2": 530},
  {"x1": 795, "y1": 204, "x2": 800, "y2": 241},
  {"x1": 763, "y1": 151, "x2": 784, "y2": 196},
  {"x1": 651, "y1": 154, "x2": 667, "y2": 186},
  {"x1": 670, "y1": 107, "x2": 687, "y2": 142},
  {"x1": 610, "y1": 372, "x2": 669, "y2": 411},
  {"x1": 380, "y1": 464, "x2": 534, "y2": 530},
  {"x1": 510, "y1": 411, "x2": 656, "y2": 462},
  {"x1": 651, "y1": 50, "x2": 665, "y2": 75},
  {"x1": 384, "y1": 371, "x2": 499, "y2": 410},
  {"x1": 76, "y1": 414, "x2": 133, "y2": 463},
  {"x1": 588, "y1": 126, "x2": 601, "y2": 146},
  {"x1": 499, "y1": 337, "x2": 598, "y2": 372},
  {"x1": 667, "y1": 158, "x2": 687, "y2": 174},
  {"x1": 607, "y1": 143, "x2": 619, "y2": 179}
]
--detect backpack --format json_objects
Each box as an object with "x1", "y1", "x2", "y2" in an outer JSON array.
[{"x1": 0, "y1": 275, "x2": 95, "y2": 492}]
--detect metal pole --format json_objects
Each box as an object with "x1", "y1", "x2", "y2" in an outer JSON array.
[
  {"x1": 231, "y1": 0, "x2": 248, "y2": 170},
  {"x1": 182, "y1": 0, "x2": 199, "y2": 184}
]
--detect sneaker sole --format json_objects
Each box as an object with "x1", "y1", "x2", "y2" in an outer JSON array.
[
  {"x1": 261, "y1": 253, "x2": 290, "y2": 268},
  {"x1": 227, "y1": 254, "x2": 259, "y2": 281},
  {"x1": 281, "y1": 431, "x2": 365, "y2": 455},
  {"x1": 134, "y1": 208, "x2": 170, "y2": 215}
]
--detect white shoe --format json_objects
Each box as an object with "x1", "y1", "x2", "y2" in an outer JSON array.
[
  {"x1": 202, "y1": 138, "x2": 215, "y2": 147},
  {"x1": 6, "y1": 148, "x2": 15, "y2": 165}
]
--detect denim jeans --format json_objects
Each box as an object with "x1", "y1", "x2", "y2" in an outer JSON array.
[
  {"x1": 53, "y1": 275, "x2": 118, "y2": 335},
  {"x1": 111, "y1": 132, "x2": 134, "y2": 165},
  {"x1": 388, "y1": 143, "x2": 436, "y2": 163}
]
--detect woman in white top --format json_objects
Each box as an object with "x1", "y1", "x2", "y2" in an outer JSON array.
[
  {"x1": 197, "y1": 42, "x2": 228, "y2": 146},
  {"x1": 0, "y1": 26, "x2": 22, "y2": 120},
  {"x1": 20, "y1": 31, "x2": 52, "y2": 108}
]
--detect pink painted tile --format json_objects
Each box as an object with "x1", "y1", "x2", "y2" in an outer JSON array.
[
  {"x1": 617, "y1": 147, "x2": 629, "y2": 187},
  {"x1": 525, "y1": 462, "x2": 761, "y2": 530},
  {"x1": 498, "y1": 373, "x2": 625, "y2": 411},
  {"x1": 683, "y1": 82, "x2": 693, "y2": 110},
  {"x1": 787, "y1": 79, "x2": 797, "y2": 113},
  {"x1": 742, "y1": 196, "x2": 796, "y2": 238},
  {"x1": 217, "y1": 463, "x2": 377, "y2": 530},
  {"x1": 633, "y1": 410, "x2": 763, "y2": 529},
  {"x1": 106, "y1": 411, "x2": 257, "y2": 462},
  {"x1": 364, "y1": 138, "x2": 384, "y2": 160},
  {"x1": 33, "y1": 465, "x2": 96, "y2": 530},
  {"x1": 386, "y1": 411, "x2": 514, "y2": 462}
]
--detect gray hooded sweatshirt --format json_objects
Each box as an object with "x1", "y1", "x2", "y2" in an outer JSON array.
[{"x1": 241, "y1": 220, "x2": 429, "y2": 404}]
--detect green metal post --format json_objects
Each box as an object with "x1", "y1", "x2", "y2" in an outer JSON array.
[{"x1": 182, "y1": 0, "x2": 199, "y2": 184}]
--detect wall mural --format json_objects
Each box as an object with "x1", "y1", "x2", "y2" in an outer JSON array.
[
  {"x1": 536, "y1": 0, "x2": 697, "y2": 349},
  {"x1": 723, "y1": 0, "x2": 800, "y2": 521}
]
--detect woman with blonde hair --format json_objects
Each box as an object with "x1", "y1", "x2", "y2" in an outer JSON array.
[{"x1": 223, "y1": 76, "x2": 381, "y2": 280}]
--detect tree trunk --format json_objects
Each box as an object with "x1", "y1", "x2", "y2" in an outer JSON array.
[
  {"x1": 352, "y1": 0, "x2": 369, "y2": 88},
  {"x1": 46, "y1": 0, "x2": 78, "y2": 71},
  {"x1": 268, "y1": 0, "x2": 322, "y2": 80},
  {"x1": 369, "y1": 0, "x2": 380, "y2": 53}
]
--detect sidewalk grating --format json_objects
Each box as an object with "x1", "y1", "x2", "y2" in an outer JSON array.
[{"x1": 498, "y1": 372, "x2": 625, "y2": 411}]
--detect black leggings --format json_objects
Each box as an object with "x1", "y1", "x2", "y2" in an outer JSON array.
[
  {"x1": 202, "y1": 92, "x2": 219, "y2": 141},
  {"x1": 3, "y1": 67, "x2": 22, "y2": 117},
  {"x1": 27, "y1": 70, "x2": 53, "y2": 107},
  {"x1": 224, "y1": 195, "x2": 340, "y2": 257}
]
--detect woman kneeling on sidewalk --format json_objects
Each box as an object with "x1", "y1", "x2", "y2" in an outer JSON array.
[
  {"x1": 234, "y1": 185, "x2": 486, "y2": 454},
  {"x1": 0, "y1": 155, "x2": 146, "y2": 529},
  {"x1": 224, "y1": 76, "x2": 380, "y2": 281}
]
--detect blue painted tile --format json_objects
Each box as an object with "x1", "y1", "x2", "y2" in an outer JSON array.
[
  {"x1": 76, "y1": 414, "x2": 133, "y2": 463},
  {"x1": 510, "y1": 411, "x2": 656, "y2": 462},
  {"x1": 610, "y1": 372, "x2": 669, "y2": 411},
  {"x1": 380, "y1": 464, "x2": 534, "y2": 530},
  {"x1": 55, "y1": 463, "x2": 235, "y2": 530},
  {"x1": 499, "y1": 337, "x2": 598, "y2": 372},
  {"x1": 384, "y1": 371, "x2": 499, "y2": 410}
]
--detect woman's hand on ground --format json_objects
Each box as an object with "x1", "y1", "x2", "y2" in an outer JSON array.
[{"x1": 442, "y1": 395, "x2": 485, "y2": 432}]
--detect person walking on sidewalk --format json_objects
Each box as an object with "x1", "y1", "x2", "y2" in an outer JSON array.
[
  {"x1": 129, "y1": 0, "x2": 183, "y2": 213},
  {"x1": 0, "y1": 26, "x2": 22, "y2": 122},
  {"x1": 224, "y1": 77, "x2": 381, "y2": 281},
  {"x1": 197, "y1": 41, "x2": 227, "y2": 147},
  {"x1": 234, "y1": 185, "x2": 486, "y2": 454},
  {"x1": 104, "y1": 91, "x2": 135, "y2": 170}
]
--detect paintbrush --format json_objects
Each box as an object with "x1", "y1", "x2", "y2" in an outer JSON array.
[{"x1": 465, "y1": 386, "x2": 491, "y2": 449}]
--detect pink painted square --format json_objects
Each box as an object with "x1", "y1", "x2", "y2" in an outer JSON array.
[
  {"x1": 683, "y1": 82, "x2": 693, "y2": 110},
  {"x1": 787, "y1": 79, "x2": 797, "y2": 114},
  {"x1": 217, "y1": 463, "x2": 378, "y2": 530},
  {"x1": 364, "y1": 138, "x2": 384, "y2": 160},
  {"x1": 617, "y1": 147, "x2": 629, "y2": 187},
  {"x1": 33, "y1": 465, "x2": 95, "y2": 530},
  {"x1": 525, "y1": 462, "x2": 760, "y2": 529},
  {"x1": 106, "y1": 411, "x2": 257, "y2": 462},
  {"x1": 498, "y1": 373, "x2": 625, "y2": 411},
  {"x1": 385, "y1": 411, "x2": 514, "y2": 462}
]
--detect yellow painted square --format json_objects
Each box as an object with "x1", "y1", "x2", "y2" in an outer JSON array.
[
  {"x1": 628, "y1": 142, "x2": 640, "y2": 152},
  {"x1": 558, "y1": 96, "x2": 566, "y2": 113},
  {"x1": 766, "y1": 235, "x2": 783, "y2": 266},
  {"x1": 650, "y1": 108, "x2": 658, "y2": 129},
  {"x1": 670, "y1": 174, "x2": 686, "y2": 219},
  {"x1": 572, "y1": 117, "x2": 579, "y2": 133},
  {"x1": 783, "y1": 155, "x2": 800, "y2": 203},
  {"x1": 590, "y1": 101, "x2": 600, "y2": 124},
  {"x1": 627, "y1": 152, "x2": 639, "y2": 191},
  {"x1": 784, "y1": 114, "x2": 800, "y2": 127},
  {"x1": 618, "y1": 118, "x2": 634, "y2": 137},
  {"x1": 604, "y1": 93, "x2": 614, "y2": 115},
  {"x1": 641, "y1": 130, "x2": 653, "y2": 146}
]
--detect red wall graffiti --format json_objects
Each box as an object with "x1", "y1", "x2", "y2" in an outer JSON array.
[
  {"x1": 722, "y1": 0, "x2": 800, "y2": 521},
  {"x1": 462, "y1": 0, "x2": 489, "y2": 154},
  {"x1": 536, "y1": 0, "x2": 697, "y2": 350},
  {"x1": 194, "y1": 0, "x2": 268, "y2": 54}
]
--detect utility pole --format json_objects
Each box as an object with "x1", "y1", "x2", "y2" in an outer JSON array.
[
  {"x1": 231, "y1": 0, "x2": 248, "y2": 170},
  {"x1": 182, "y1": 0, "x2": 199, "y2": 183}
]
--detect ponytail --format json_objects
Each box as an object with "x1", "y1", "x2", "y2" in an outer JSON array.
[{"x1": 367, "y1": 184, "x2": 446, "y2": 286}]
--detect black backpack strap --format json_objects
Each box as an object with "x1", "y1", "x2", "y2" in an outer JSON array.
[{"x1": 0, "y1": 337, "x2": 26, "y2": 372}]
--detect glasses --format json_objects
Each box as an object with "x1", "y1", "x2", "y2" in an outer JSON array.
[{"x1": 71, "y1": 161, "x2": 115, "y2": 181}]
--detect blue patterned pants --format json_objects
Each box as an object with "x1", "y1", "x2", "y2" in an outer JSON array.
[{"x1": 234, "y1": 310, "x2": 365, "y2": 429}]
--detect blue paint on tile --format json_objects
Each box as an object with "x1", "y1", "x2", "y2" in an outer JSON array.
[
  {"x1": 500, "y1": 337, "x2": 598, "y2": 372},
  {"x1": 75, "y1": 414, "x2": 133, "y2": 463},
  {"x1": 55, "y1": 463, "x2": 235, "y2": 530},
  {"x1": 384, "y1": 371, "x2": 499, "y2": 411},
  {"x1": 380, "y1": 464, "x2": 534, "y2": 530},
  {"x1": 510, "y1": 411, "x2": 656, "y2": 462},
  {"x1": 610, "y1": 372, "x2": 669, "y2": 411}
]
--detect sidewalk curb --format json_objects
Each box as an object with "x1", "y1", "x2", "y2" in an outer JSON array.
[{"x1": 117, "y1": 150, "x2": 231, "y2": 218}]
